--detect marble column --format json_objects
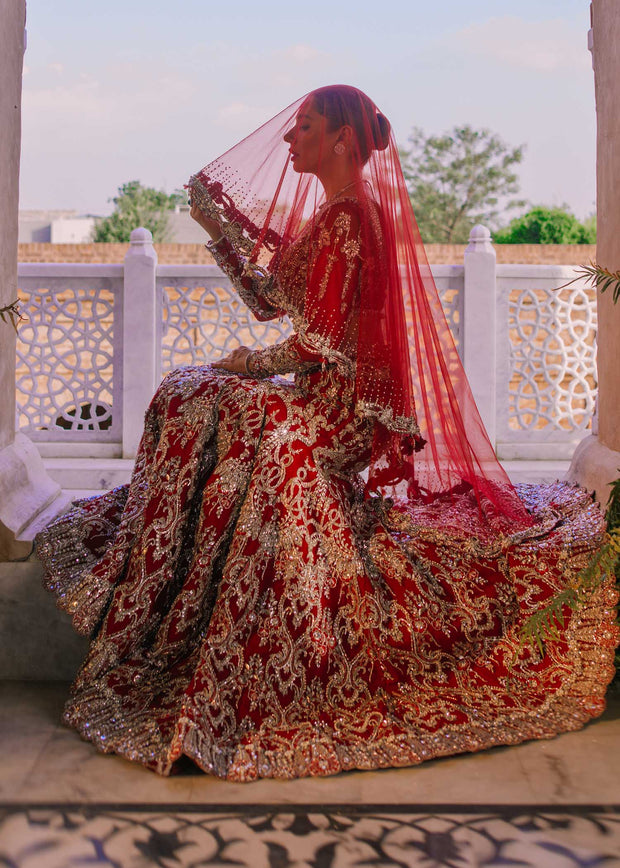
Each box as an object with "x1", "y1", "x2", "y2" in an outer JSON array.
[
  {"x1": 0, "y1": 0, "x2": 26, "y2": 559},
  {"x1": 0, "y1": 0, "x2": 24, "y2": 460},
  {"x1": 567, "y1": 0, "x2": 620, "y2": 506},
  {"x1": 0, "y1": 1, "x2": 62, "y2": 559}
]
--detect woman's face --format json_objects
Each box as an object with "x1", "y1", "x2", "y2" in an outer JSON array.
[{"x1": 283, "y1": 102, "x2": 339, "y2": 174}]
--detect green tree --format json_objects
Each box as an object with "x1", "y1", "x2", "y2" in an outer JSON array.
[
  {"x1": 494, "y1": 206, "x2": 597, "y2": 244},
  {"x1": 400, "y1": 125, "x2": 525, "y2": 244},
  {"x1": 581, "y1": 214, "x2": 597, "y2": 243},
  {"x1": 92, "y1": 181, "x2": 185, "y2": 243}
]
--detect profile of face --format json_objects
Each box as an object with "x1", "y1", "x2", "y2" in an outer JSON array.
[{"x1": 283, "y1": 101, "x2": 341, "y2": 175}]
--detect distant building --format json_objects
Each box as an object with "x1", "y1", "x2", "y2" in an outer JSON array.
[
  {"x1": 18, "y1": 206, "x2": 206, "y2": 244},
  {"x1": 166, "y1": 206, "x2": 210, "y2": 243},
  {"x1": 50, "y1": 216, "x2": 98, "y2": 243},
  {"x1": 18, "y1": 210, "x2": 98, "y2": 243}
]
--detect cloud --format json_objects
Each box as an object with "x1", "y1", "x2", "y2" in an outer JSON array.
[
  {"x1": 282, "y1": 44, "x2": 323, "y2": 64},
  {"x1": 444, "y1": 16, "x2": 591, "y2": 73},
  {"x1": 234, "y1": 42, "x2": 339, "y2": 94},
  {"x1": 214, "y1": 101, "x2": 275, "y2": 131},
  {"x1": 23, "y1": 74, "x2": 105, "y2": 119},
  {"x1": 217, "y1": 102, "x2": 251, "y2": 121},
  {"x1": 22, "y1": 63, "x2": 198, "y2": 127},
  {"x1": 208, "y1": 42, "x2": 341, "y2": 137}
]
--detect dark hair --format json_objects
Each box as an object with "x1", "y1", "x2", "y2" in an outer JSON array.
[{"x1": 311, "y1": 85, "x2": 391, "y2": 164}]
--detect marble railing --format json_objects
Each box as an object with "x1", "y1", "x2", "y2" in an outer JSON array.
[{"x1": 16, "y1": 226, "x2": 596, "y2": 462}]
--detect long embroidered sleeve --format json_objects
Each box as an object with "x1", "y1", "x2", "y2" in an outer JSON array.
[
  {"x1": 208, "y1": 236, "x2": 282, "y2": 322},
  {"x1": 248, "y1": 201, "x2": 363, "y2": 378},
  {"x1": 247, "y1": 334, "x2": 329, "y2": 377}
]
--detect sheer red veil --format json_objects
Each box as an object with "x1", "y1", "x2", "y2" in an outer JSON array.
[{"x1": 188, "y1": 85, "x2": 532, "y2": 531}]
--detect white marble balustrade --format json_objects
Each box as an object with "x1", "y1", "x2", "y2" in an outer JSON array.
[{"x1": 16, "y1": 227, "x2": 596, "y2": 475}]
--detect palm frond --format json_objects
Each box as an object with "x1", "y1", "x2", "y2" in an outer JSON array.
[
  {"x1": 605, "y1": 473, "x2": 620, "y2": 535},
  {"x1": 556, "y1": 261, "x2": 620, "y2": 304},
  {"x1": 0, "y1": 299, "x2": 24, "y2": 333},
  {"x1": 517, "y1": 587, "x2": 578, "y2": 656},
  {"x1": 518, "y1": 526, "x2": 620, "y2": 654}
]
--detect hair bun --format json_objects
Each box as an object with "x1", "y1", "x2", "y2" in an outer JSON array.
[
  {"x1": 310, "y1": 85, "x2": 391, "y2": 164},
  {"x1": 374, "y1": 113, "x2": 391, "y2": 151}
]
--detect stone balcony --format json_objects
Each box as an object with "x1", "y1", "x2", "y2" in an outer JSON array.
[
  {"x1": 0, "y1": 227, "x2": 613, "y2": 867},
  {"x1": 12, "y1": 225, "x2": 596, "y2": 508}
]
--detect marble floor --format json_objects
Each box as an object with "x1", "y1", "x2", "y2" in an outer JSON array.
[{"x1": 1, "y1": 682, "x2": 620, "y2": 866}]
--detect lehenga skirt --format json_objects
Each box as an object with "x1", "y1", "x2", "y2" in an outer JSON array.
[{"x1": 36, "y1": 366, "x2": 618, "y2": 780}]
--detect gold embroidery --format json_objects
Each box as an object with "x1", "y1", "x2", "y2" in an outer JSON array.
[{"x1": 36, "y1": 192, "x2": 618, "y2": 782}]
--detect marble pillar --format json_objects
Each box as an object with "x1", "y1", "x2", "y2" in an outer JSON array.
[
  {"x1": 0, "y1": 0, "x2": 24, "y2": 458},
  {"x1": 0, "y1": 0, "x2": 27, "y2": 559},
  {"x1": 567, "y1": 0, "x2": 620, "y2": 507},
  {"x1": 0, "y1": 1, "x2": 63, "y2": 559}
]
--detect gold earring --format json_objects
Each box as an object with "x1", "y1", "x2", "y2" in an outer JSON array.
[{"x1": 334, "y1": 143, "x2": 346, "y2": 155}]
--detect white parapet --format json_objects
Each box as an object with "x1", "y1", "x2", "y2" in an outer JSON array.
[
  {"x1": 122, "y1": 227, "x2": 161, "y2": 459},
  {"x1": 0, "y1": 432, "x2": 66, "y2": 540},
  {"x1": 566, "y1": 434, "x2": 620, "y2": 507},
  {"x1": 15, "y1": 227, "x2": 599, "y2": 477},
  {"x1": 463, "y1": 224, "x2": 496, "y2": 446}
]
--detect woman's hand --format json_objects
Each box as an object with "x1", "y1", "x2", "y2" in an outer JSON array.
[
  {"x1": 213, "y1": 346, "x2": 252, "y2": 375},
  {"x1": 189, "y1": 200, "x2": 223, "y2": 242}
]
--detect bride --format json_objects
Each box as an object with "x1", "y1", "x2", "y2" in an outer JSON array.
[{"x1": 37, "y1": 85, "x2": 618, "y2": 780}]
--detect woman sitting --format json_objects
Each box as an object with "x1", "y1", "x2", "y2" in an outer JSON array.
[{"x1": 37, "y1": 85, "x2": 618, "y2": 780}]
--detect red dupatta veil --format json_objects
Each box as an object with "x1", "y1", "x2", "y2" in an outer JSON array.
[{"x1": 188, "y1": 85, "x2": 532, "y2": 532}]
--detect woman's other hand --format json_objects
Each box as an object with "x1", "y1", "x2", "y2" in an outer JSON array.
[
  {"x1": 213, "y1": 346, "x2": 252, "y2": 375},
  {"x1": 189, "y1": 200, "x2": 223, "y2": 242}
]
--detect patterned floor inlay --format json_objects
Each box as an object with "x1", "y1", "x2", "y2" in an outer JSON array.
[{"x1": 1, "y1": 804, "x2": 620, "y2": 867}]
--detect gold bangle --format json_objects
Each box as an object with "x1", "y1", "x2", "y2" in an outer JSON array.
[
  {"x1": 205, "y1": 234, "x2": 225, "y2": 249},
  {"x1": 244, "y1": 352, "x2": 254, "y2": 375}
]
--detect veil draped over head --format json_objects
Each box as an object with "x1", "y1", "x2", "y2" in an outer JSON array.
[{"x1": 188, "y1": 85, "x2": 532, "y2": 531}]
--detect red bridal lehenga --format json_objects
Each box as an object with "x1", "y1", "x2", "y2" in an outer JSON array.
[{"x1": 37, "y1": 86, "x2": 617, "y2": 780}]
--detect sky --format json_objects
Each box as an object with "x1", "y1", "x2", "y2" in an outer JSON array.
[{"x1": 19, "y1": 0, "x2": 596, "y2": 222}]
